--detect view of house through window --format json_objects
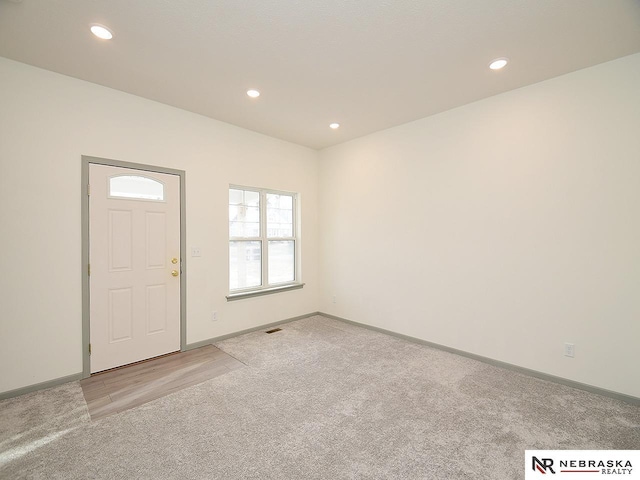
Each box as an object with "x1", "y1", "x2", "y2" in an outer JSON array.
[{"x1": 229, "y1": 186, "x2": 297, "y2": 293}]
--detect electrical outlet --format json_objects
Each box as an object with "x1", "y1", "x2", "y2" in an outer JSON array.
[
  {"x1": 191, "y1": 247, "x2": 201, "y2": 257},
  {"x1": 564, "y1": 343, "x2": 575, "y2": 358},
  {"x1": 212, "y1": 311, "x2": 218, "y2": 322},
  {"x1": 332, "y1": 295, "x2": 336, "y2": 304}
]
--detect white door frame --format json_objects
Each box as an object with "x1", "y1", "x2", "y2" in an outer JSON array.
[{"x1": 81, "y1": 155, "x2": 187, "y2": 378}]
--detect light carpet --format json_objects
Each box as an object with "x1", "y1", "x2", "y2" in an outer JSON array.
[{"x1": 1, "y1": 315, "x2": 638, "y2": 479}]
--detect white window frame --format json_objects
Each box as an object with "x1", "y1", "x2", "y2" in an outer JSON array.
[{"x1": 227, "y1": 185, "x2": 303, "y2": 301}]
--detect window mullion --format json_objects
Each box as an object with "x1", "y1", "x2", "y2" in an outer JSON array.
[
  {"x1": 292, "y1": 194, "x2": 297, "y2": 282},
  {"x1": 261, "y1": 191, "x2": 268, "y2": 287}
]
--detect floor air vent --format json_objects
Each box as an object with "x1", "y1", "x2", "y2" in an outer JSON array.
[{"x1": 265, "y1": 328, "x2": 282, "y2": 334}]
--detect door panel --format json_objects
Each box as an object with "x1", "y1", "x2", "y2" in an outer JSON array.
[
  {"x1": 109, "y1": 288, "x2": 133, "y2": 342},
  {"x1": 89, "y1": 164, "x2": 180, "y2": 373},
  {"x1": 146, "y1": 284, "x2": 167, "y2": 334},
  {"x1": 109, "y1": 210, "x2": 133, "y2": 271},
  {"x1": 146, "y1": 212, "x2": 167, "y2": 269}
]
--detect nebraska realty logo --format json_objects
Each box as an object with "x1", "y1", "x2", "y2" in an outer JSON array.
[{"x1": 525, "y1": 451, "x2": 639, "y2": 479}]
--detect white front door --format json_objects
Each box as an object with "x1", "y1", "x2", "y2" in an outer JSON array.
[{"x1": 89, "y1": 164, "x2": 181, "y2": 373}]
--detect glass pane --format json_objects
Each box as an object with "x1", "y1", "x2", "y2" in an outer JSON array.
[
  {"x1": 229, "y1": 241, "x2": 261, "y2": 290},
  {"x1": 279, "y1": 195, "x2": 293, "y2": 209},
  {"x1": 245, "y1": 190, "x2": 259, "y2": 207},
  {"x1": 245, "y1": 206, "x2": 260, "y2": 222},
  {"x1": 266, "y1": 193, "x2": 293, "y2": 238},
  {"x1": 229, "y1": 221, "x2": 260, "y2": 238},
  {"x1": 109, "y1": 176, "x2": 164, "y2": 200},
  {"x1": 228, "y1": 205, "x2": 240, "y2": 221},
  {"x1": 229, "y1": 189, "x2": 244, "y2": 205},
  {"x1": 268, "y1": 241, "x2": 294, "y2": 284},
  {"x1": 229, "y1": 189, "x2": 260, "y2": 238},
  {"x1": 279, "y1": 209, "x2": 292, "y2": 224}
]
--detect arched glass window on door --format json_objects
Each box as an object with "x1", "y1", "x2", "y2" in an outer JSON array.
[{"x1": 109, "y1": 175, "x2": 165, "y2": 201}]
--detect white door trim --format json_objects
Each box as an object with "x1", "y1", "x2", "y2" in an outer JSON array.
[{"x1": 81, "y1": 156, "x2": 187, "y2": 378}]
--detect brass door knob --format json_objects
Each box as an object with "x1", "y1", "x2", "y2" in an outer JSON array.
[
  {"x1": 171, "y1": 258, "x2": 178, "y2": 264},
  {"x1": 171, "y1": 270, "x2": 179, "y2": 277}
]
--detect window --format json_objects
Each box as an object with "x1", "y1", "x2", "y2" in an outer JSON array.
[
  {"x1": 109, "y1": 175, "x2": 164, "y2": 201},
  {"x1": 228, "y1": 186, "x2": 300, "y2": 298}
]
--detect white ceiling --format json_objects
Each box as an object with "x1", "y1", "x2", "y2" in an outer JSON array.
[{"x1": 1, "y1": 0, "x2": 639, "y2": 150}]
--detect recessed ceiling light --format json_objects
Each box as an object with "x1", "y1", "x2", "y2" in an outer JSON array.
[
  {"x1": 489, "y1": 58, "x2": 509, "y2": 70},
  {"x1": 90, "y1": 25, "x2": 113, "y2": 40},
  {"x1": 329, "y1": 123, "x2": 340, "y2": 129},
  {"x1": 247, "y1": 89, "x2": 260, "y2": 98}
]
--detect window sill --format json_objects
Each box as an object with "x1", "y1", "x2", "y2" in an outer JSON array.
[{"x1": 226, "y1": 283, "x2": 305, "y2": 302}]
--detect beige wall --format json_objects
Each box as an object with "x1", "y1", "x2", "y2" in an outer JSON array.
[
  {"x1": 0, "y1": 58, "x2": 319, "y2": 394},
  {"x1": 2, "y1": 53, "x2": 639, "y2": 399},
  {"x1": 318, "y1": 54, "x2": 640, "y2": 398}
]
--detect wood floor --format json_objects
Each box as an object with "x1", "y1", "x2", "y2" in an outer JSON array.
[{"x1": 80, "y1": 345, "x2": 244, "y2": 420}]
